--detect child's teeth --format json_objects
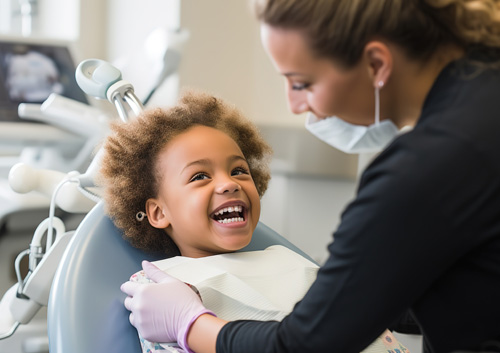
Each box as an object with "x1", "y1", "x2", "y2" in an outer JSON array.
[
  {"x1": 216, "y1": 206, "x2": 244, "y2": 216},
  {"x1": 218, "y1": 217, "x2": 244, "y2": 224}
]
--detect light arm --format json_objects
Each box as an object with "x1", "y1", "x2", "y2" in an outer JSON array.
[{"x1": 187, "y1": 314, "x2": 227, "y2": 353}]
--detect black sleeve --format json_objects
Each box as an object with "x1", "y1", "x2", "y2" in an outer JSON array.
[
  {"x1": 216, "y1": 131, "x2": 491, "y2": 353},
  {"x1": 388, "y1": 311, "x2": 421, "y2": 335}
]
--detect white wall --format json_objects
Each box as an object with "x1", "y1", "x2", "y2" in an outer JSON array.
[
  {"x1": 260, "y1": 174, "x2": 357, "y2": 264},
  {"x1": 105, "y1": 0, "x2": 180, "y2": 61},
  {"x1": 255, "y1": 125, "x2": 359, "y2": 262},
  {"x1": 178, "y1": 0, "x2": 301, "y2": 128},
  {"x1": 0, "y1": 0, "x2": 12, "y2": 33}
]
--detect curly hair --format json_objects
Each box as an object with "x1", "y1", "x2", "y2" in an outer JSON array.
[
  {"x1": 254, "y1": 0, "x2": 500, "y2": 68},
  {"x1": 98, "y1": 90, "x2": 273, "y2": 254}
]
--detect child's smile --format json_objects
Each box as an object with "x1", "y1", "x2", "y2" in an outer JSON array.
[{"x1": 211, "y1": 202, "x2": 247, "y2": 225}]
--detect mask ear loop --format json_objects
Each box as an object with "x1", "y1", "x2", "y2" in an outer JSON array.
[{"x1": 374, "y1": 81, "x2": 384, "y2": 125}]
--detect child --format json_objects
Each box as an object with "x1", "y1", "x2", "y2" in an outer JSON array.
[
  {"x1": 101, "y1": 90, "x2": 408, "y2": 353},
  {"x1": 99, "y1": 89, "x2": 272, "y2": 258}
]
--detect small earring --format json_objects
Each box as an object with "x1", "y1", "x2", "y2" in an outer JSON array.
[
  {"x1": 377, "y1": 80, "x2": 385, "y2": 88},
  {"x1": 136, "y1": 211, "x2": 147, "y2": 222}
]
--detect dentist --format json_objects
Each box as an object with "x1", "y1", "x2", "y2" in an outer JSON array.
[{"x1": 121, "y1": 1, "x2": 500, "y2": 352}]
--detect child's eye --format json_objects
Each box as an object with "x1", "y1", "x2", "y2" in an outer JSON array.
[
  {"x1": 189, "y1": 172, "x2": 210, "y2": 182},
  {"x1": 232, "y1": 167, "x2": 250, "y2": 176},
  {"x1": 291, "y1": 83, "x2": 311, "y2": 91}
]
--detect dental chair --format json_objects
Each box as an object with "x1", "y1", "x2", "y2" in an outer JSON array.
[{"x1": 47, "y1": 201, "x2": 314, "y2": 353}]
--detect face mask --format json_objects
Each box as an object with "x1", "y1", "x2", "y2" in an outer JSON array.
[{"x1": 305, "y1": 86, "x2": 403, "y2": 154}]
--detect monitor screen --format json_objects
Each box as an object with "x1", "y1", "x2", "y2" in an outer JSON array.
[{"x1": 0, "y1": 36, "x2": 88, "y2": 123}]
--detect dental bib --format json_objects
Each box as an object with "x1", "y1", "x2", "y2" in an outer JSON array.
[
  {"x1": 133, "y1": 245, "x2": 318, "y2": 323},
  {"x1": 131, "y1": 245, "x2": 408, "y2": 353}
]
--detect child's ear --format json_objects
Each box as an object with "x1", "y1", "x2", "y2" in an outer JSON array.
[{"x1": 145, "y1": 198, "x2": 171, "y2": 229}]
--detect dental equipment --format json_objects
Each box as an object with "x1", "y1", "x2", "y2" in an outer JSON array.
[
  {"x1": 0, "y1": 57, "x2": 156, "y2": 341},
  {"x1": 112, "y1": 27, "x2": 189, "y2": 106},
  {"x1": 16, "y1": 93, "x2": 111, "y2": 173},
  {"x1": 5, "y1": 44, "x2": 187, "y2": 215},
  {"x1": 0, "y1": 26, "x2": 189, "y2": 344},
  {"x1": 0, "y1": 215, "x2": 72, "y2": 341},
  {"x1": 8, "y1": 57, "x2": 141, "y2": 214},
  {"x1": 141, "y1": 28, "x2": 189, "y2": 105},
  {"x1": 76, "y1": 59, "x2": 143, "y2": 123}
]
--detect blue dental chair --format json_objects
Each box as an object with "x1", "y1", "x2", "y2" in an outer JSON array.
[{"x1": 47, "y1": 201, "x2": 314, "y2": 353}]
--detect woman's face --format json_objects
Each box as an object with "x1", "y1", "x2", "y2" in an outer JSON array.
[
  {"x1": 261, "y1": 24, "x2": 375, "y2": 125},
  {"x1": 150, "y1": 125, "x2": 261, "y2": 258}
]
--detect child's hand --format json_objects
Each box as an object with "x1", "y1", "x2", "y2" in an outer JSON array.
[{"x1": 120, "y1": 261, "x2": 215, "y2": 351}]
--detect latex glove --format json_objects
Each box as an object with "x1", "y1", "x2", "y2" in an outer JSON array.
[{"x1": 121, "y1": 260, "x2": 215, "y2": 351}]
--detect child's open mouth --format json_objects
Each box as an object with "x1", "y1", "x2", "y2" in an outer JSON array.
[{"x1": 211, "y1": 205, "x2": 246, "y2": 224}]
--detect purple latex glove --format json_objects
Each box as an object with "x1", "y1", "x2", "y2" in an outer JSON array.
[{"x1": 121, "y1": 261, "x2": 215, "y2": 352}]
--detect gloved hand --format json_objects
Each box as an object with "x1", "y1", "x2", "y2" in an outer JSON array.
[{"x1": 121, "y1": 261, "x2": 215, "y2": 351}]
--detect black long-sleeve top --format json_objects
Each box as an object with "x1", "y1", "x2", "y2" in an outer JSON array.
[{"x1": 216, "y1": 50, "x2": 500, "y2": 353}]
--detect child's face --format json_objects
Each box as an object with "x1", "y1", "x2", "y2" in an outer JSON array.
[{"x1": 147, "y1": 125, "x2": 261, "y2": 258}]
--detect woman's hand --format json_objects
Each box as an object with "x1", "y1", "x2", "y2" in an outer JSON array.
[{"x1": 121, "y1": 261, "x2": 215, "y2": 351}]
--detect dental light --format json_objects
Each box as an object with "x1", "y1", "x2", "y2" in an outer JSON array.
[
  {"x1": 76, "y1": 59, "x2": 143, "y2": 123},
  {"x1": 0, "y1": 60, "x2": 144, "y2": 340}
]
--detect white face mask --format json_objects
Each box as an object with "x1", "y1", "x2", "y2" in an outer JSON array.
[{"x1": 305, "y1": 86, "x2": 404, "y2": 154}]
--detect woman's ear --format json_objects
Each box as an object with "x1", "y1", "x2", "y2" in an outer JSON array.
[
  {"x1": 146, "y1": 198, "x2": 171, "y2": 229},
  {"x1": 364, "y1": 41, "x2": 393, "y2": 88}
]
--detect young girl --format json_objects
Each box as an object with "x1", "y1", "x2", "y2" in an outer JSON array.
[
  {"x1": 105, "y1": 90, "x2": 408, "y2": 353},
  {"x1": 99, "y1": 90, "x2": 272, "y2": 258}
]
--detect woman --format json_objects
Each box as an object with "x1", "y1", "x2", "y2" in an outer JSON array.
[{"x1": 121, "y1": 1, "x2": 500, "y2": 352}]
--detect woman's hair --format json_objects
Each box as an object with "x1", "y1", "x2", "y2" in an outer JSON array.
[
  {"x1": 99, "y1": 90, "x2": 273, "y2": 254},
  {"x1": 254, "y1": 0, "x2": 500, "y2": 67}
]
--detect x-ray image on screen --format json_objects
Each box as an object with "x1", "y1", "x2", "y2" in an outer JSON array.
[
  {"x1": 0, "y1": 37, "x2": 88, "y2": 123},
  {"x1": 4, "y1": 49, "x2": 64, "y2": 102}
]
